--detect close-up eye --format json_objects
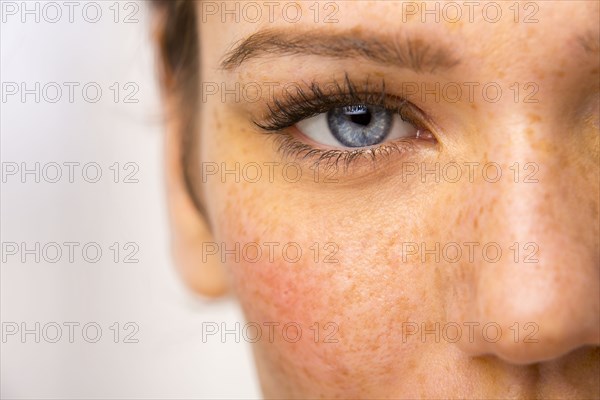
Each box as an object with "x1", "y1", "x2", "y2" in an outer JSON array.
[
  {"x1": 295, "y1": 104, "x2": 425, "y2": 148},
  {"x1": 254, "y1": 76, "x2": 438, "y2": 166}
]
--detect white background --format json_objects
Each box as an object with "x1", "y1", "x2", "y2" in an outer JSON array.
[{"x1": 0, "y1": 1, "x2": 260, "y2": 398}]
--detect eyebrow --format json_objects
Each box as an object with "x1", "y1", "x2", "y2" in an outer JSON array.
[{"x1": 220, "y1": 28, "x2": 460, "y2": 73}]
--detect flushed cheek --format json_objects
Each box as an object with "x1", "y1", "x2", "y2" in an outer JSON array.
[
  {"x1": 233, "y1": 255, "x2": 425, "y2": 394},
  {"x1": 214, "y1": 203, "x2": 433, "y2": 392}
]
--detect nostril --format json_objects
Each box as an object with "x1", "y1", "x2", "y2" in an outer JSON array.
[{"x1": 456, "y1": 319, "x2": 600, "y2": 366}]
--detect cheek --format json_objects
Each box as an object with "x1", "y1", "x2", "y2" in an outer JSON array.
[{"x1": 207, "y1": 177, "x2": 443, "y2": 391}]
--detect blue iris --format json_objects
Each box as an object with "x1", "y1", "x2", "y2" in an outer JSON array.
[{"x1": 327, "y1": 105, "x2": 392, "y2": 147}]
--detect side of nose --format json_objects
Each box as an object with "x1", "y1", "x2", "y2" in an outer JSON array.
[{"x1": 452, "y1": 118, "x2": 600, "y2": 365}]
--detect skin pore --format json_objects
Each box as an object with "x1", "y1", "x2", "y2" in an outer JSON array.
[{"x1": 161, "y1": 1, "x2": 600, "y2": 398}]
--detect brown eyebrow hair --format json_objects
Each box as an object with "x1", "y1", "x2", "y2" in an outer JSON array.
[{"x1": 220, "y1": 28, "x2": 461, "y2": 73}]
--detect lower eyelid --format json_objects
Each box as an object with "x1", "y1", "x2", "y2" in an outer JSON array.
[{"x1": 271, "y1": 132, "x2": 423, "y2": 173}]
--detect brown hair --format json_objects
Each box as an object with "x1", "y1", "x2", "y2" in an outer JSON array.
[{"x1": 152, "y1": 0, "x2": 205, "y2": 215}]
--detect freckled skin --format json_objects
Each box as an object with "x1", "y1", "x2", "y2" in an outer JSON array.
[{"x1": 168, "y1": 1, "x2": 599, "y2": 398}]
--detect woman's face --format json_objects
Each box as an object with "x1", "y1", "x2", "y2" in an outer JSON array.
[{"x1": 166, "y1": 1, "x2": 600, "y2": 397}]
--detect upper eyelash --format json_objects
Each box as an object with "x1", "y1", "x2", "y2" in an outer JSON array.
[{"x1": 253, "y1": 73, "x2": 415, "y2": 131}]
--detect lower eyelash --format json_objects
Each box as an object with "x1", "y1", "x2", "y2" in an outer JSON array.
[{"x1": 271, "y1": 133, "x2": 417, "y2": 172}]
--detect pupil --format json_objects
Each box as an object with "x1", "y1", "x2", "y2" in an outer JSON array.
[{"x1": 348, "y1": 111, "x2": 371, "y2": 126}]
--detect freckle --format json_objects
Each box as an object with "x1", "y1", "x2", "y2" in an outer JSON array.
[
  {"x1": 473, "y1": 215, "x2": 479, "y2": 229},
  {"x1": 446, "y1": 20, "x2": 463, "y2": 31},
  {"x1": 554, "y1": 70, "x2": 565, "y2": 78},
  {"x1": 433, "y1": 268, "x2": 444, "y2": 301},
  {"x1": 497, "y1": 71, "x2": 505, "y2": 79},
  {"x1": 455, "y1": 209, "x2": 463, "y2": 225},
  {"x1": 525, "y1": 127, "x2": 534, "y2": 138},
  {"x1": 544, "y1": 192, "x2": 550, "y2": 201},
  {"x1": 531, "y1": 138, "x2": 556, "y2": 153},
  {"x1": 470, "y1": 103, "x2": 477, "y2": 110},
  {"x1": 531, "y1": 66, "x2": 546, "y2": 80},
  {"x1": 349, "y1": 26, "x2": 363, "y2": 35},
  {"x1": 527, "y1": 113, "x2": 542, "y2": 123}
]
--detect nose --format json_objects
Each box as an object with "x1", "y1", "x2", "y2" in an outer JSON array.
[{"x1": 452, "y1": 117, "x2": 600, "y2": 365}]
